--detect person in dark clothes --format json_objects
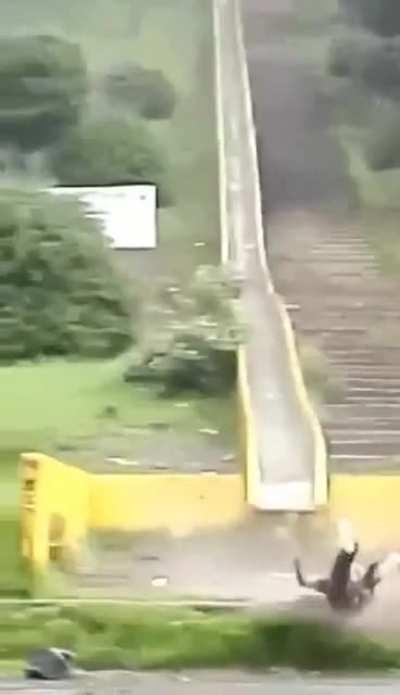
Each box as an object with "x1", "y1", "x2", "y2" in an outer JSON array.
[
  {"x1": 294, "y1": 521, "x2": 400, "y2": 614},
  {"x1": 294, "y1": 545, "x2": 380, "y2": 613}
]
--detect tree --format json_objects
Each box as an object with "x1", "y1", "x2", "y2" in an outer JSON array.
[
  {"x1": 340, "y1": 0, "x2": 400, "y2": 37},
  {"x1": 124, "y1": 266, "x2": 244, "y2": 396},
  {"x1": 328, "y1": 35, "x2": 400, "y2": 99},
  {"x1": 0, "y1": 190, "x2": 133, "y2": 360},
  {"x1": 105, "y1": 63, "x2": 177, "y2": 120},
  {"x1": 366, "y1": 109, "x2": 400, "y2": 170},
  {"x1": 49, "y1": 118, "x2": 172, "y2": 206},
  {"x1": 0, "y1": 35, "x2": 87, "y2": 150}
]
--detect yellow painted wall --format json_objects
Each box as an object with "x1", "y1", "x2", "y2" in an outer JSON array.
[
  {"x1": 21, "y1": 453, "x2": 90, "y2": 571},
  {"x1": 89, "y1": 473, "x2": 247, "y2": 536},
  {"x1": 330, "y1": 474, "x2": 400, "y2": 550},
  {"x1": 21, "y1": 453, "x2": 247, "y2": 572}
]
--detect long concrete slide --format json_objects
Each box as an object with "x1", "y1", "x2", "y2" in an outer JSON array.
[{"x1": 213, "y1": 0, "x2": 328, "y2": 511}]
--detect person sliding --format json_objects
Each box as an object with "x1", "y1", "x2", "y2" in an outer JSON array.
[{"x1": 294, "y1": 520, "x2": 399, "y2": 614}]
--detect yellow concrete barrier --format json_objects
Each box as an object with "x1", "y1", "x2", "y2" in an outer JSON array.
[
  {"x1": 330, "y1": 474, "x2": 400, "y2": 550},
  {"x1": 21, "y1": 452, "x2": 247, "y2": 574},
  {"x1": 89, "y1": 472, "x2": 247, "y2": 537},
  {"x1": 21, "y1": 453, "x2": 89, "y2": 572}
]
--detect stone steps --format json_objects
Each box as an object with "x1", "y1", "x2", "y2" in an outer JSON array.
[
  {"x1": 270, "y1": 210, "x2": 400, "y2": 472},
  {"x1": 330, "y1": 441, "x2": 400, "y2": 456}
]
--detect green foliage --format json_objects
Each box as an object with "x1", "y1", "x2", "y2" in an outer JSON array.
[
  {"x1": 253, "y1": 618, "x2": 399, "y2": 671},
  {"x1": 0, "y1": 34, "x2": 87, "y2": 149},
  {"x1": 329, "y1": 34, "x2": 400, "y2": 97},
  {"x1": 0, "y1": 606, "x2": 399, "y2": 672},
  {"x1": 359, "y1": 38, "x2": 400, "y2": 97},
  {"x1": 328, "y1": 37, "x2": 359, "y2": 77},
  {"x1": 78, "y1": 644, "x2": 130, "y2": 671},
  {"x1": 105, "y1": 62, "x2": 177, "y2": 120},
  {"x1": 124, "y1": 266, "x2": 244, "y2": 396},
  {"x1": 0, "y1": 517, "x2": 31, "y2": 598},
  {"x1": 299, "y1": 339, "x2": 344, "y2": 404},
  {"x1": 43, "y1": 618, "x2": 81, "y2": 649},
  {"x1": 49, "y1": 118, "x2": 171, "y2": 205},
  {"x1": 340, "y1": 0, "x2": 400, "y2": 38},
  {"x1": 366, "y1": 108, "x2": 400, "y2": 170},
  {"x1": 0, "y1": 189, "x2": 133, "y2": 360}
]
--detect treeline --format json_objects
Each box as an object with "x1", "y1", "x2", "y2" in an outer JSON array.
[
  {"x1": 0, "y1": 33, "x2": 176, "y2": 197},
  {"x1": 0, "y1": 22, "x2": 179, "y2": 360},
  {"x1": 339, "y1": 0, "x2": 400, "y2": 37},
  {"x1": 330, "y1": 0, "x2": 400, "y2": 171},
  {"x1": 0, "y1": 190, "x2": 133, "y2": 360}
]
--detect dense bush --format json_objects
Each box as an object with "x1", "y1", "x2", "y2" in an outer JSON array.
[
  {"x1": 105, "y1": 62, "x2": 177, "y2": 120},
  {"x1": 359, "y1": 38, "x2": 400, "y2": 97},
  {"x1": 0, "y1": 190, "x2": 133, "y2": 360},
  {"x1": 366, "y1": 110, "x2": 400, "y2": 170},
  {"x1": 124, "y1": 266, "x2": 244, "y2": 396},
  {"x1": 329, "y1": 35, "x2": 400, "y2": 98},
  {"x1": 328, "y1": 36, "x2": 362, "y2": 77},
  {"x1": 0, "y1": 35, "x2": 87, "y2": 150},
  {"x1": 340, "y1": 0, "x2": 400, "y2": 37},
  {"x1": 49, "y1": 118, "x2": 171, "y2": 206}
]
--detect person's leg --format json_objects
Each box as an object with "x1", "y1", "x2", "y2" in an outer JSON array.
[
  {"x1": 294, "y1": 559, "x2": 329, "y2": 595},
  {"x1": 361, "y1": 562, "x2": 380, "y2": 593},
  {"x1": 328, "y1": 542, "x2": 359, "y2": 603},
  {"x1": 362, "y1": 552, "x2": 400, "y2": 592}
]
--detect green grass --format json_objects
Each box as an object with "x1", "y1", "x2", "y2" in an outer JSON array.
[
  {"x1": 0, "y1": 605, "x2": 399, "y2": 672},
  {"x1": 0, "y1": 357, "x2": 235, "y2": 463},
  {"x1": 0, "y1": 0, "x2": 225, "y2": 595}
]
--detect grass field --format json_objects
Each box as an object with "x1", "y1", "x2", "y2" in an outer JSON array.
[
  {"x1": 0, "y1": 358, "x2": 235, "y2": 467},
  {"x1": 0, "y1": 604, "x2": 399, "y2": 673},
  {"x1": 0, "y1": 0, "x2": 226, "y2": 595}
]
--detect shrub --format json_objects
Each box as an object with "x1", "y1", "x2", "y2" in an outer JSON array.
[
  {"x1": 359, "y1": 37, "x2": 400, "y2": 97},
  {"x1": 0, "y1": 34, "x2": 87, "y2": 150},
  {"x1": 299, "y1": 339, "x2": 344, "y2": 404},
  {"x1": 124, "y1": 266, "x2": 244, "y2": 396},
  {"x1": 43, "y1": 618, "x2": 81, "y2": 650},
  {"x1": 366, "y1": 109, "x2": 400, "y2": 170},
  {"x1": 77, "y1": 644, "x2": 131, "y2": 671},
  {"x1": 49, "y1": 118, "x2": 171, "y2": 206},
  {"x1": 328, "y1": 37, "x2": 360, "y2": 77},
  {"x1": 105, "y1": 63, "x2": 177, "y2": 120},
  {"x1": 329, "y1": 34, "x2": 400, "y2": 98},
  {"x1": 340, "y1": 0, "x2": 400, "y2": 37},
  {"x1": 0, "y1": 189, "x2": 133, "y2": 360},
  {"x1": 254, "y1": 618, "x2": 400, "y2": 671}
]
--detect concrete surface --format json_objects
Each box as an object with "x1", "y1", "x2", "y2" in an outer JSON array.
[
  {"x1": 217, "y1": 0, "x2": 316, "y2": 510},
  {"x1": 1, "y1": 671, "x2": 400, "y2": 694}
]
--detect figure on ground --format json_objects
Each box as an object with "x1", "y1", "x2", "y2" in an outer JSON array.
[{"x1": 294, "y1": 520, "x2": 400, "y2": 614}]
